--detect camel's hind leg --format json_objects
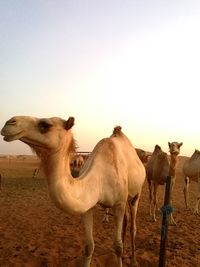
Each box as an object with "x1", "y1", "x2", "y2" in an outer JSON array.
[
  {"x1": 82, "y1": 209, "x2": 94, "y2": 267},
  {"x1": 122, "y1": 204, "x2": 130, "y2": 254},
  {"x1": 128, "y1": 193, "x2": 141, "y2": 267},
  {"x1": 113, "y1": 203, "x2": 126, "y2": 267},
  {"x1": 183, "y1": 177, "x2": 190, "y2": 210}
]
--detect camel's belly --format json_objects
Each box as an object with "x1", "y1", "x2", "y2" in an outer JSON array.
[{"x1": 128, "y1": 170, "x2": 146, "y2": 197}]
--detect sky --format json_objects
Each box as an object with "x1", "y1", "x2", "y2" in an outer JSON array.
[{"x1": 0, "y1": 0, "x2": 200, "y2": 157}]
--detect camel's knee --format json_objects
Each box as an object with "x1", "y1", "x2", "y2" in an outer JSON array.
[
  {"x1": 83, "y1": 242, "x2": 94, "y2": 258},
  {"x1": 114, "y1": 240, "x2": 123, "y2": 257}
]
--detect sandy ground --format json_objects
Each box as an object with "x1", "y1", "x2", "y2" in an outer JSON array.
[{"x1": 0, "y1": 155, "x2": 199, "y2": 267}]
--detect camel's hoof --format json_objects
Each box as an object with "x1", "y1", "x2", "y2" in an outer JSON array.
[
  {"x1": 169, "y1": 221, "x2": 177, "y2": 226},
  {"x1": 171, "y1": 222, "x2": 177, "y2": 226}
]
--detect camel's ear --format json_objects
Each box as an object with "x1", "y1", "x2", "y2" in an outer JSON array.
[
  {"x1": 179, "y1": 142, "x2": 183, "y2": 147},
  {"x1": 168, "y1": 142, "x2": 171, "y2": 147},
  {"x1": 64, "y1": 117, "x2": 75, "y2": 130}
]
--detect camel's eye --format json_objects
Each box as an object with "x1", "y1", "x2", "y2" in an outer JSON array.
[{"x1": 38, "y1": 120, "x2": 53, "y2": 134}]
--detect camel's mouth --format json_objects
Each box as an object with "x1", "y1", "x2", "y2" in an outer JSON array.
[
  {"x1": 170, "y1": 151, "x2": 179, "y2": 155},
  {"x1": 2, "y1": 131, "x2": 25, "y2": 142}
]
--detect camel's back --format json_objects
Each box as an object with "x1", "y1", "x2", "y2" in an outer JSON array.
[{"x1": 183, "y1": 157, "x2": 200, "y2": 179}]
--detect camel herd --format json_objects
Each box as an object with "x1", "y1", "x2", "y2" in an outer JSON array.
[{"x1": 1, "y1": 115, "x2": 200, "y2": 267}]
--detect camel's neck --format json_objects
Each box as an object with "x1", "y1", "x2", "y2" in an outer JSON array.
[
  {"x1": 41, "y1": 151, "x2": 100, "y2": 215},
  {"x1": 169, "y1": 154, "x2": 178, "y2": 177}
]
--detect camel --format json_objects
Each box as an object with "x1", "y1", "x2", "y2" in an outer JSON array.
[
  {"x1": 70, "y1": 153, "x2": 86, "y2": 178},
  {"x1": 145, "y1": 142, "x2": 183, "y2": 224},
  {"x1": 1, "y1": 116, "x2": 146, "y2": 267},
  {"x1": 183, "y1": 149, "x2": 200, "y2": 214}
]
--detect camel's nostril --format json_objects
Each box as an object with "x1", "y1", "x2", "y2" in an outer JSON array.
[{"x1": 6, "y1": 118, "x2": 17, "y2": 125}]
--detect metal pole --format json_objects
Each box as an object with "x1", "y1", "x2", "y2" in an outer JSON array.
[{"x1": 158, "y1": 176, "x2": 173, "y2": 267}]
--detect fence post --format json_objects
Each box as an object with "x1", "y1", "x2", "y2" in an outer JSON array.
[{"x1": 158, "y1": 175, "x2": 173, "y2": 267}]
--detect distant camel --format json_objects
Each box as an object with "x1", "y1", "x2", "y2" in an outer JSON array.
[
  {"x1": 71, "y1": 154, "x2": 85, "y2": 171},
  {"x1": 183, "y1": 149, "x2": 200, "y2": 214},
  {"x1": 32, "y1": 167, "x2": 40, "y2": 179},
  {"x1": 1, "y1": 116, "x2": 146, "y2": 267},
  {"x1": 145, "y1": 142, "x2": 183, "y2": 224}
]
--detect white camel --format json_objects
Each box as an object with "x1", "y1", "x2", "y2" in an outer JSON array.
[
  {"x1": 1, "y1": 116, "x2": 145, "y2": 267},
  {"x1": 183, "y1": 149, "x2": 200, "y2": 214}
]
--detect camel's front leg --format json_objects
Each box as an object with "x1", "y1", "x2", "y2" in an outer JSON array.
[
  {"x1": 169, "y1": 177, "x2": 176, "y2": 225},
  {"x1": 113, "y1": 203, "x2": 126, "y2": 267},
  {"x1": 82, "y1": 209, "x2": 94, "y2": 267},
  {"x1": 183, "y1": 177, "x2": 190, "y2": 210},
  {"x1": 194, "y1": 177, "x2": 200, "y2": 214}
]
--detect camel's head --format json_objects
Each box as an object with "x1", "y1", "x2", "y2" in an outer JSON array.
[
  {"x1": 1, "y1": 116, "x2": 75, "y2": 156},
  {"x1": 168, "y1": 142, "x2": 183, "y2": 155}
]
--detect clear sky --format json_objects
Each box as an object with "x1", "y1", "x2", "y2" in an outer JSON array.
[{"x1": 0, "y1": 0, "x2": 200, "y2": 156}]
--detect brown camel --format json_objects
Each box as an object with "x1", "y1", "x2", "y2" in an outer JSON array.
[
  {"x1": 183, "y1": 149, "x2": 200, "y2": 214},
  {"x1": 145, "y1": 142, "x2": 183, "y2": 224},
  {"x1": 1, "y1": 116, "x2": 145, "y2": 267}
]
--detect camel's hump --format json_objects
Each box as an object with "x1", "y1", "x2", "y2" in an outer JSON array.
[{"x1": 112, "y1": 126, "x2": 122, "y2": 136}]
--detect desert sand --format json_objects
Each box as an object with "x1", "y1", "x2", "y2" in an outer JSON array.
[{"x1": 0, "y1": 155, "x2": 199, "y2": 267}]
